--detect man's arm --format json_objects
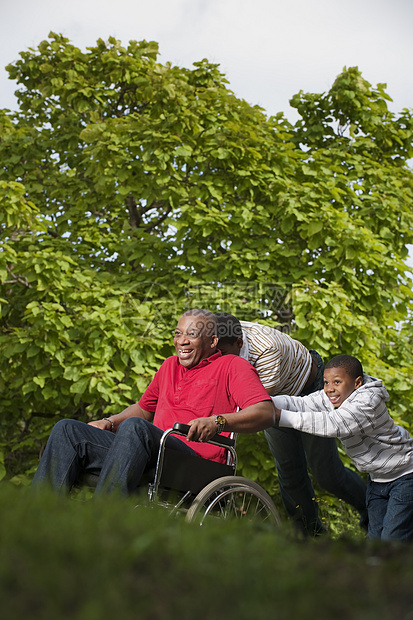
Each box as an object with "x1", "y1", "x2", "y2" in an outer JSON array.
[
  {"x1": 186, "y1": 399, "x2": 275, "y2": 442},
  {"x1": 88, "y1": 403, "x2": 154, "y2": 432},
  {"x1": 90, "y1": 360, "x2": 162, "y2": 431}
]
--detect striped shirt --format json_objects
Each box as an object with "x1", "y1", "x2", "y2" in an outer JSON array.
[
  {"x1": 239, "y1": 321, "x2": 313, "y2": 395},
  {"x1": 275, "y1": 375, "x2": 413, "y2": 483}
]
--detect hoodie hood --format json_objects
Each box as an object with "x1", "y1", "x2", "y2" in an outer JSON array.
[{"x1": 360, "y1": 374, "x2": 390, "y2": 402}]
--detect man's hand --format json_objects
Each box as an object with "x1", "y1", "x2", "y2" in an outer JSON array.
[
  {"x1": 186, "y1": 417, "x2": 218, "y2": 442},
  {"x1": 86, "y1": 405, "x2": 153, "y2": 433},
  {"x1": 88, "y1": 419, "x2": 112, "y2": 431},
  {"x1": 187, "y1": 399, "x2": 278, "y2": 442}
]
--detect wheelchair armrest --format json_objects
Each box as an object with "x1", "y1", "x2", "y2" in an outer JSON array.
[{"x1": 172, "y1": 422, "x2": 235, "y2": 448}]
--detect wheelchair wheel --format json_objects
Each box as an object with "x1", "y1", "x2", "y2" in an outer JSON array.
[{"x1": 185, "y1": 476, "x2": 281, "y2": 526}]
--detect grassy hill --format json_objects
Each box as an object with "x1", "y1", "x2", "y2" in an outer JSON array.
[{"x1": 1, "y1": 483, "x2": 413, "y2": 620}]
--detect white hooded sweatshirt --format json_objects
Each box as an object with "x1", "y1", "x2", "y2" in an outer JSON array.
[{"x1": 274, "y1": 375, "x2": 413, "y2": 483}]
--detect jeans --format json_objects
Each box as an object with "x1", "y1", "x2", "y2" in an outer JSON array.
[
  {"x1": 264, "y1": 350, "x2": 368, "y2": 536},
  {"x1": 366, "y1": 473, "x2": 413, "y2": 541},
  {"x1": 31, "y1": 417, "x2": 198, "y2": 495},
  {"x1": 265, "y1": 427, "x2": 368, "y2": 535}
]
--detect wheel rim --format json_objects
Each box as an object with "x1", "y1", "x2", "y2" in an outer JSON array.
[{"x1": 192, "y1": 484, "x2": 279, "y2": 525}]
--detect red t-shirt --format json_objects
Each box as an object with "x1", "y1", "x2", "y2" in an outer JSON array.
[{"x1": 138, "y1": 351, "x2": 270, "y2": 462}]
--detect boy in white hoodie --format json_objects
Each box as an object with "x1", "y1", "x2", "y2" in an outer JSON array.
[{"x1": 272, "y1": 354, "x2": 413, "y2": 541}]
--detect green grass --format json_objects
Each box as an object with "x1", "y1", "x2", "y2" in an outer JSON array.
[{"x1": 1, "y1": 483, "x2": 413, "y2": 620}]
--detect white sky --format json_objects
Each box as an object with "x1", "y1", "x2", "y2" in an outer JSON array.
[{"x1": 1, "y1": 0, "x2": 413, "y2": 122}]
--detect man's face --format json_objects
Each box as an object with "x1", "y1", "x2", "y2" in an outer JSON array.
[
  {"x1": 324, "y1": 367, "x2": 363, "y2": 408},
  {"x1": 173, "y1": 314, "x2": 218, "y2": 369}
]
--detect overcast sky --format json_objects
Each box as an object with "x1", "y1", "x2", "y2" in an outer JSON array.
[{"x1": 1, "y1": 0, "x2": 412, "y2": 122}]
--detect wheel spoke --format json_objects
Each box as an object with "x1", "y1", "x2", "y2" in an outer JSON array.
[{"x1": 186, "y1": 477, "x2": 281, "y2": 527}]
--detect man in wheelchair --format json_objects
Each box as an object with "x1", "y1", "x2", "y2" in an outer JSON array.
[{"x1": 32, "y1": 309, "x2": 275, "y2": 495}]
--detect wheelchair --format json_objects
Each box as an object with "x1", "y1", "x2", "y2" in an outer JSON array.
[
  {"x1": 145, "y1": 422, "x2": 280, "y2": 526},
  {"x1": 78, "y1": 422, "x2": 281, "y2": 527}
]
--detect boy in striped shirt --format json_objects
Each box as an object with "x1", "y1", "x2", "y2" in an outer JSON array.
[{"x1": 273, "y1": 354, "x2": 413, "y2": 541}]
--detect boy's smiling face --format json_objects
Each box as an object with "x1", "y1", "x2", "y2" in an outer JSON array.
[{"x1": 324, "y1": 367, "x2": 363, "y2": 408}]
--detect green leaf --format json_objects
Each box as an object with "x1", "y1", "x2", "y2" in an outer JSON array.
[
  {"x1": 70, "y1": 377, "x2": 90, "y2": 395},
  {"x1": 307, "y1": 220, "x2": 323, "y2": 236}
]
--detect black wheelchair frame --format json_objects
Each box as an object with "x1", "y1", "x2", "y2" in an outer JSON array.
[{"x1": 147, "y1": 423, "x2": 281, "y2": 526}]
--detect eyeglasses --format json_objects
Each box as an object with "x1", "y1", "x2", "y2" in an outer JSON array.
[{"x1": 173, "y1": 330, "x2": 203, "y2": 340}]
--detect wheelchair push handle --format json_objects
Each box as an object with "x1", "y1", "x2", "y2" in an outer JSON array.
[{"x1": 172, "y1": 422, "x2": 235, "y2": 448}]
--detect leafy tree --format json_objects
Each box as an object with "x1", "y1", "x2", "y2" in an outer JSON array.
[
  {"x1": 287, "y1": 67, "x2": 413, "y2": 421},
  {"x1": 1, "y1": 34, "x2": 412, "y2": 492}
]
